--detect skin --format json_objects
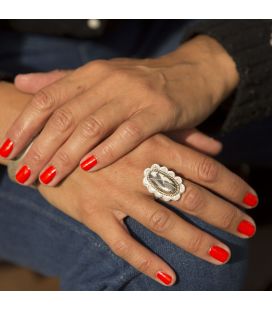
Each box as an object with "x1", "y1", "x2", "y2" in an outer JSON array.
[
  {"x1": 1, "y1": 35, "x2": 239, "y2": 186},
  {"x1": 0, "y1": 83, "x2": 257, "y2": 286}
]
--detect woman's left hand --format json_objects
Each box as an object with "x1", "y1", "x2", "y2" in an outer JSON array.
[{"x1": 0, "y1": 35, "x2": 236, "y2": 186}]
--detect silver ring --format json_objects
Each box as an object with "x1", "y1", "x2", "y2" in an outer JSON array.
[{"x1": 143, "y1": 164, "x2": 185, "y2": 202}]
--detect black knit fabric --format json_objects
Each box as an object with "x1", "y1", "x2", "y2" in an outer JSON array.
[
  {"x1": 183, "y1": 19, "x2": 272, "y2": 133},
  {"x1": 1, "y1": 20, "x2": 272, "y2": 133},
  {"x1": 0, "y1": 72, "x2": 15, "y2": 82}
]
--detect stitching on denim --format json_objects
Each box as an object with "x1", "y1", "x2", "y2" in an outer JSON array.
[{"x1": 0, "y1": 191, "x2": 125, "y2": 267}]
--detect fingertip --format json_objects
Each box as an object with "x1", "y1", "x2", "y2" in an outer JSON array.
[
  {"x1": 208, "y1": 244, "x2": 231, "y2": 265},
  {"x1": 242, "y1": 191, "x2": 259, "y2": 208},
  {"x1": 14, "y1": 73, "x2": 39, "y2": 93},
  {"x1": 15, "y1": 73, "x2": 34, "y2": 84},
  {"x1": 39, "y1": 165, "x2": 57, "y2": 185},
  {"x1": 237, "y1": 219, "x2": 256, "y2": 238},
  {"x1": 208, "y1": 139, "x2": 223, "y2": 156},
  {"x1": 80, "y1": 154, "x2": 98, "y2": 172},
  {"x1": 156, "y1": 271, "x2": 176, "y2": 286}
]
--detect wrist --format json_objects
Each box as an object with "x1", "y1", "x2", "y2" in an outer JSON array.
[{"x1": 158, "y1": 35, "x2": 240, "y2": 107}]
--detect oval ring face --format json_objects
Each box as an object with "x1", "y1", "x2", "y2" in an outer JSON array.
[{"x1": 143, "y1": 164, "x2": 185, "y2": 201}]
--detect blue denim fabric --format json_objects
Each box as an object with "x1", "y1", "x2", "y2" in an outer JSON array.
[{"x1": 0, "y1": 22, "x2": 248, "y2": 290}]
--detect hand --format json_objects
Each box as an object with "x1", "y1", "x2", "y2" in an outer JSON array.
[
  {"x1": 0, "y1": 35, "x2": 236, "y2": 185},
  {"x1": 0, "y1": 84, "x2": 257, "y2": 286},
  {"x1": 38, "y1": 134, "x2": 257, "y2": 286}
]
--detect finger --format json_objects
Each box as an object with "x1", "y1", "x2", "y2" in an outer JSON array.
[
  {"x1": 87, "y1": 211, "x2": 176, "y2": 286},
  {"x1": 14, "y1": 85, "x2": 112, "y2": 185},
  {"x1": 15, "y1": 70, "x2": 71, "y2": 93},
  {"x1": 38, "y1": 100, "x2": 131, "y2": 186},
  {"x1": 168, "y1": 129, "x2": 223, "y2": 156},
  {"x1": 171, "y1": 180, "x2": 256, "y2": 238},
  {"x1": 126, "y1": 195, "x2": 231, "y2": 265},
  {"x1": 1, "y1": 61, "x2": 110, "y2": 160},
  {"x1": 153, "y1": 136, "x2": 258, "y2": 209},
  {"x1": 80, "y1": 107, "x2": 165, "y2": 173}
]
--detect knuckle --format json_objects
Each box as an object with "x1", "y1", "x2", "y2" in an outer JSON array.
[
  {"x1": 182, "y1": 186, "x2": 204, "y2": 214},
  {"x1": 220, "y1": 207, "x2": 239, "y2": 230},
  {"x1": 87, "y1": 59, "x2": 111, "y2": 72},
  {"x1": 101, "y1": 143, "x2": 115, "y2": 160},
  {"x1": 186, "y1": 232, "x2": 203, "y2": 254},
  {"x1": 79, "y1": 205, "x2": 100, "y2": 227},
  {"x1": 134, "y1": 258, "x2": 152, "y2": 274},
  {"x1": 56, "y1": 150, "x2": 72, "y2": 167},
  {"x1": 145, "y1": 134, "x2": 168, "y2": 149},
  {"x1": 111, "y1": 69, "x2": 130, "y2": 82},
  {"x1": 161, "y1": 97, "x2": 180, "y2": 128},
  {"x1": 134, "y1": 135, "x2": 160, "y2": 161},
  {"x1": 110, "y1": 239, "x2": 129, "y2": 257},
  {"x1": 79, "y1": 115, "x2": 104, "y2": 140},
  {"x1": 31, "y1": 89, "x2": 55, "y2": 112},
  {"x1": 149, "y1": 208, "x2": 173, "y2": 233},
  {"x1": 50, "y1": 108, "x2": 74, "y2": 132},
  {"x1": 28, "y1": 147, "x2": 43, "y2": 164},
  {"x1": 120, "y1": 120, "x2": 143, "y2": 142},
  {"x1": 197, "y1": 157, "x2": 219, "y2": 183}
]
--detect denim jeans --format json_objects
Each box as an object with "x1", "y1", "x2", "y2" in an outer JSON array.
[{"x1": 0, "y1": 21, "x2": 248, "y2": 290}]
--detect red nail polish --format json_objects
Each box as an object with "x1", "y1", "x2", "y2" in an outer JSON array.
[
  {"x1": 243, "y1": 192, "x2": 258, "y2": 207},
  {"x1": 16, "y1": 165, "x2": 31, "y2": 184},
  {"x1": 40, "y1": 166, "x2": 57, "y2": 184},
  {"x1": 156, "y1": 271, "x2": 172, "y2": 285},
  {"x1": 237, "y1": 220, "x2": 256, "y2": 237},
  {"x1": 80, "y1": 155, "x2": 97, "y2": 171},
  {"x1": 0, "y1": 138, "x2": 14, "y2": 158},
  {"x1": 209, "y1": 245, "x2": 230, "y2": 263}
]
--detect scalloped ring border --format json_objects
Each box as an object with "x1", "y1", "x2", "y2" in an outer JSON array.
[{"x1": 143, "y1": 164, "x2": 185, "y2": 202}]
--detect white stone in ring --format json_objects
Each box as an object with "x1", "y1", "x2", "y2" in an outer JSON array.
[{"x1": 143, "y1": 164, "x2": 185, "y2": 202}]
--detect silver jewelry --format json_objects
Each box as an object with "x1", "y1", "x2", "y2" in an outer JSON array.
[{"x1": 143, "y1": 164, "x2": 185, "y2": 202}]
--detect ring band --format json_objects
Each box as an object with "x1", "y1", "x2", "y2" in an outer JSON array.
[{"x1": 143, "y1": 164, "x2": 185, "y2": 201}]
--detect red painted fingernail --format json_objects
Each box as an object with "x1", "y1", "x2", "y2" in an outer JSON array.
[
  {"x1": 0, "y1": 138, "x2": 14, "y2": 158},
  {"x1": 237, "y1": 220, "x2": 256, "y2": 237},
  {"x1": 16, "y1": 165, "x2": 31, "y2": 184},
  {"x1": 80, "y1": 155, "x2": 97, "y2": 171},
  {"x1": 156, "y1": 271, "x2": 172, "y2": 285},
  {"x1": 40, "y1": 166, "x2": 57, "y2": 184},
  {"x1": 209, "y1": 245, "x2": 230, "y2": 263},
  {"x1": 243, "y1": 192, "x2": 258, "y2": 207}
]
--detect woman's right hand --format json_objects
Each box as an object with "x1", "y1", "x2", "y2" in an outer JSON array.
[{"x1": 38, "y1": 133, "x2": 258, "y2": 286}]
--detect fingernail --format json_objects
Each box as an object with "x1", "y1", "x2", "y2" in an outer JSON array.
[
  {"x1": 156, "y1": 271, "x2": 172, "y2": 285},
  {"x1": 16, "y1": 165, "x2": 31, "y2": 184},
  {"x1": 80, "y1": 155, "x2": 97, "y2": 171},
  {"x1": 237, "y1": 220, "x2": 256, "y2": 237},
  {"x1": 0, "y1": 138, "x2": 14, "y2": 158},
  {"x1": 243, "y1": 192, "x2": 258, "y2": 207},
  {"x1": 209, "y1": 245, "x2": 230, "y2": 263},
  {"x1": 40, "y1": 166, "x2": 57, "y2": 185}
]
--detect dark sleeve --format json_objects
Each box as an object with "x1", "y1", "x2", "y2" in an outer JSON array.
[
  {"x1": 183, "y1": 20, "x2": 272, "y2": 133},
  {"x1": 0, "y1": 71, "x2": 15, "y2": 82}
]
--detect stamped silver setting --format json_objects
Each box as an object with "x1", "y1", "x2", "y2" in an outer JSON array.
[{"x1": 143, "y1": 164, "x2": 185, "y2": 201}]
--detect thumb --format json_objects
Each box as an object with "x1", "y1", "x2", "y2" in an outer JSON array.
[
  {"x1": 15, "y1": 70, "x2": 72, "y2": 94},
  {"x1": 168, "y1": 128, "x2": 223, "y2": 156}
]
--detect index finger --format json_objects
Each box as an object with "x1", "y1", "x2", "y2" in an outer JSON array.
[{"x1": 0, "y1": 76, "x2": 83, "y2": 159}]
